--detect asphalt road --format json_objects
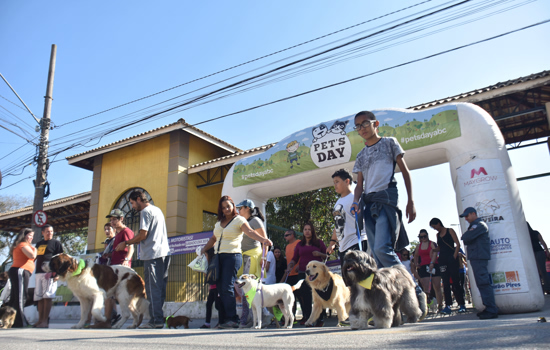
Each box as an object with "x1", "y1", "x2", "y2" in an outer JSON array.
[{"x1": 2, "y1": 297, "x2": 549, "y2": 350}]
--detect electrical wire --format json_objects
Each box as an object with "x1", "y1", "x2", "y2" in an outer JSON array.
[
  {"x1": 48, "y1": 0, "x2": 527, "y2": 152},
  {"x1": 1, "y1": 1, "x2": 543, "y2": 180},
  {"x1": 55, "y1": 0, "x2": 436, "y2": 128}
]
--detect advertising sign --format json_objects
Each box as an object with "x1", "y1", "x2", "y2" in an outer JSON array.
[
  {"x1": 233, "y1": 105, "x2": 461, "y2": 187},
  {"x1": 458, "y1": 159, "x2": 529, "y2": 295},
  {"x1": 168, "y1": 231, "x2": 213, "y2": 256}
]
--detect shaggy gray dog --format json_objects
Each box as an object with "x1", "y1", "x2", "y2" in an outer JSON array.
[{"x1": 342, "y1": 250, "x2": 427, "y2": 329}]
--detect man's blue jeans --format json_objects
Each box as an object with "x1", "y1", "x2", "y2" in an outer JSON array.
[
  {"x1": 217, "y1": 253, "x2": 242, "y2": 323},
  {"x1": 364, "y1": 209, "x2": 401, "y2": 268},
  {"x1": 143, "y1": 256, "x2": 171, "y2": 325}
]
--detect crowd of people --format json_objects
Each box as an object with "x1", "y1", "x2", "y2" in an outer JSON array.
[{"x1": 3, "y1": 110, "x2": 549, "y2": 329}]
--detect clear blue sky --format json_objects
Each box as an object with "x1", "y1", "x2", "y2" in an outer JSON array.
[{"x1": 1, "y1": 0, "x2": 549, "y2": 244}]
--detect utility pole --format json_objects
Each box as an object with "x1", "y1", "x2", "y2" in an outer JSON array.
[{"x1": 32, "y1": 44, "x2": 57, "y2": 242}]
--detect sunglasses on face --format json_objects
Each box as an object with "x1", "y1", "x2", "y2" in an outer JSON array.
[
  {"x1": 419, "y1": 235, "x2": 428, "y2": 239},
  {"x1": 284, "y1": 234, "x2": 291, "y2": 237}
]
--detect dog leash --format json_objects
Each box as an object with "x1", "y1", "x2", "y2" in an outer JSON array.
[
  {"x1": 165, "y1": 300, "x2": 189, "y2": 328},
  {"x1": 259, "y1": 244, "x2": 267, "y2": 308},
  {"x1": 354, "y1": 212, "x2": 362, "y2": 252}
]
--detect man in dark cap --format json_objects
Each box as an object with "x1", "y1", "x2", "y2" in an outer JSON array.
[{"x1": 460, "y1": 207, "x2": 498, "y2": 319}]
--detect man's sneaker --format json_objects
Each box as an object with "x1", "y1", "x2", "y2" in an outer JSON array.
[
  {"x1": 138, "y1": 323, "x2": 164, "y2": 329},
  {"x1": 478, "y1": 311, "x2": 498, "y2": 320},
  {"x1": 314, "y1": 319, "x2": 324, "y2": 327},
  {"x1": 111, "y1": 313, "x2": 122, "y2": 327},
  {"x1": 458, "y1": 305, "x2": 467, "y2": 313},
  {"x1": 218, "y1": 321, "x2": 239, "y2": 329},
  {"x1": 440, "y1": 306, "x2": 452, "y2": 314},
  {"x1": 199, "y1": 324, "x2": 211, "y2": 329}
]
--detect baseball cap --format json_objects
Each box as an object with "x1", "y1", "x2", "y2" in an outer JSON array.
[
  {"x1": 106, "y1": 209, "x2": 124, "y2": 218},
  {"x1": 235, "y1": 199, "x2": 255, "y2": 208},
  {"x1": 459, "y1": 207, "x2": 476, "y2": 217}
]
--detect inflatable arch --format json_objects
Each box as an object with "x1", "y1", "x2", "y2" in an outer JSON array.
[{"x1": 222, "y1": 102, "x2": 543, "y2": 314}]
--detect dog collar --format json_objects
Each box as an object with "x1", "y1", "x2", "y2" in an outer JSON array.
[
  {"x1": 165, "y1": 315, "x2": 173, "y2": 328},
  {"x1": 358, "y1": 274, "x2": 374, "y2": 290},
  {"x1": 244, "y1": 284, "x2": 257, "y2": 308},
  {"x1": 72, "y1": 259, "x2": 86, "y2": 277}
]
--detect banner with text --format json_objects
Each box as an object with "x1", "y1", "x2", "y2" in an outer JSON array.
[
  {"x1": 233, "y1": 106, "x2": 461, "y2": 187},
  {"x1": 458, "y1": 159, "x2": 529, "y2": 295}
]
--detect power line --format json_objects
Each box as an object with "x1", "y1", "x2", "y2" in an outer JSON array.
[
  {"x1": 0, "y1": 175, "x2": 34, "y2": 191},
  {"x1": 51, "y1": 0, "x2": 475, "y2": 149},
  {"x1": 49, "y1": 0, "x2": 516, "y2": 151},
  {"x1": 187, "y1": 20, "x2": 550, "y2": 128},
  {"x1": 0, "y1": 104, "x2": 35, "y2": 130},
  {"x1": 41, "y1": 0, "x2": 528, "y2": 163},
  {"x1": 1, "y1": 1, "x2": 541, "y2": 179},
  {"x1": 0, "y1": 124, "x2": 36, "y2": 144},
  {"x1": 56, "y1": 0, "x2": 436, "y2": 128},
  {"x1": 0, "y1": 72, "x2": 40, "y2": 124}
]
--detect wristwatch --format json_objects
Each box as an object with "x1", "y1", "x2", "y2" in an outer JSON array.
[{"x1": 124, "y1": 258, "x2": 129, "y2": 261}]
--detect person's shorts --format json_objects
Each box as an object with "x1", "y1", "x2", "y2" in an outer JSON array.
[
  {"x1": 34, "y1": 273, "x2": 58, "y2": 300},
  {"x1": 418, "y1": 264, "x2": 441, "y2": 278}
]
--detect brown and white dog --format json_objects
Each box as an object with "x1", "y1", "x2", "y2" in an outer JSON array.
[
  {"x1": 45, "y1": 253, "x2": 149, "y2": 329},
  {"x1": 304, "y1": 260, "x2": 351, "y2": 326}
]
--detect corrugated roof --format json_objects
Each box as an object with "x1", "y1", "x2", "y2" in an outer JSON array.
[
  {"x1": 189, "y1": 143, "x2": 276, "y2": 169},
  {"x1": 409, "y1": 70, "x2": 550, "y2": 110},
  {"x1": 66, "y1": 119, "x2": 241, "y2": 160},
  {"x1": 0, "y1": 191, "x2": 91, "y2": 218}
]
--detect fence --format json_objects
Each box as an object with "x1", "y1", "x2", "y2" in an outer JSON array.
[{"x1": 87, "y1": 248, "x2": 209, "y2": 302}]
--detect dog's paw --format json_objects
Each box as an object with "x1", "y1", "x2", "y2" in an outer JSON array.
[
  {"x1": 127, "y1": 324, "x2": 137, "y2": 329},
  {"x1": 71, "y1": 324, "x2": 83, "y2": 329},
  {"x1": 254, "y1": 326, "x2": 261, "y2": 329}
]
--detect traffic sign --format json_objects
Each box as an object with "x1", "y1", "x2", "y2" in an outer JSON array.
[{"x1": 34, "y1": 210, "x2": 48, "y2": 227}]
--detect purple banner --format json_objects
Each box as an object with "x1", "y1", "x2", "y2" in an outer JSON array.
[{"x1": 168, "y1": 231, "x2": 213, "y2": 256}]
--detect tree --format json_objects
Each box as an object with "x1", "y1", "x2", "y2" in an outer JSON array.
[
  {"x1": 265, "y1": 187, "x2": 338, "y2": 251},
  {"x1": 57, "y1": 228, "x2": 88, "y2": 256},
  {"x1": 0, "y1": 194, "x2": 32, "y2": 213}
]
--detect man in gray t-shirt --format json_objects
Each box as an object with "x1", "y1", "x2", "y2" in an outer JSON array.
[{"x1": 115, "y1": 190, "x2": 170, "y2": 329}]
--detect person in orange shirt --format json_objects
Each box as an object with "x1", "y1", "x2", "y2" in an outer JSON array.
[
  {"x1": 282, "y1": 230, "x2": 300, "y2": 320},
  {"x1": 7, "y1": 228, "x2": 37, "y2": 328}
]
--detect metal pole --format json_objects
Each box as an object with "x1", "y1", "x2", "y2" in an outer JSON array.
[{"x1": 32, "y1": 44, "x2": 56, "y2": 242}]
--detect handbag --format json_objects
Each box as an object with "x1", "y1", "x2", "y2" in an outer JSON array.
[{"x1": 205, "y1": 216, "x2": 236, "y2": 284}]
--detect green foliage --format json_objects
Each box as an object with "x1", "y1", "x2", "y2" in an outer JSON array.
[
  {"x1": 265, "y1": 186, "x2": 338, "y2": 250},
  {"x1": 57, "y1": 228, "x2": 88, "y2": 256}
]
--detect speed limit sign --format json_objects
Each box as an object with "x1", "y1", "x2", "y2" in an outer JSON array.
[{"x1": 34, "y1": 210, "x2": 48, "y2": 227}]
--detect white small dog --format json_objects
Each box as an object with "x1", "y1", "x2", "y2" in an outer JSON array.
[{"x1": 236, "y1": 274, "x2": 303, "y2": 329}]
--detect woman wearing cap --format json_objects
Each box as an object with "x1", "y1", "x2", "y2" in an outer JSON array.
[
  {"x1": 234, "y1": 198, "x2": 269, "y2": 327},
  {"x1": 200, "y1": 195, "x2": 272, "y2": 329}
]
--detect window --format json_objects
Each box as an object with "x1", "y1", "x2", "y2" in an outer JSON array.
[
  {"x1": 113, "y1": 188, "x2": 154, "y2": 234},
  {"x1": 203, "y1": 211, "x2": 217, "y2": 231}
]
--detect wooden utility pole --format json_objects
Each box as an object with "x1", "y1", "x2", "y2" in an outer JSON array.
[{"x1": 32, "y1": 44, "x2": 57, "y2": 242}]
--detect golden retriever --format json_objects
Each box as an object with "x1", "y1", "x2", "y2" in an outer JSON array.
[{"x1": 304, "y1": 261, "x2": 350, "y2": 326}]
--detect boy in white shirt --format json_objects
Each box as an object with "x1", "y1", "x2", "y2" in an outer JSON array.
[{"x1": 327, "y1": 168, "x2": 368, "y2": 268}]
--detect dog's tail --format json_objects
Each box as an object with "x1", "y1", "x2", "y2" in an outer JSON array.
[
  {"x1": 291, "y1": 279, "x2": 304, "y2": 292},
  {"x1": 417, "y1": 289, "x2": 428, "y2": 322}
]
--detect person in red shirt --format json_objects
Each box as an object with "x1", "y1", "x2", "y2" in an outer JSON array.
[
  {"x1": 105, "y1": 209, "x2": 134, "y2": 325},
  {"x1": 107, "y1": 209, "x2": 134, "y2": 266}
]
